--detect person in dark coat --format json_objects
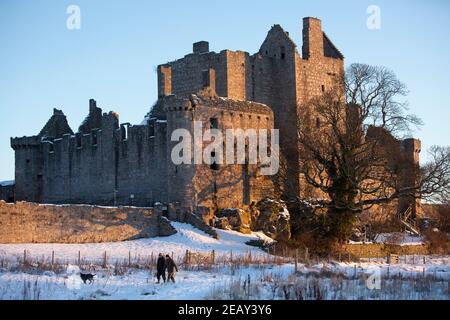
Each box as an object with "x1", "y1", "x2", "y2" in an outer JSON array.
[
  {"x1": 156, "y1": 253, "x2": 167, "y2": 284},
  {"x1": 165, "y1": 255, "x2": 178, "y2": 283}
]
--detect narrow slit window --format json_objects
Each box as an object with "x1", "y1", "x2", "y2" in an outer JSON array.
[
  {"x1": 121, "y1": 126, "x2": 128, "y2": 141},
  {"x1": 280, "y1": 46, "x2": 286, "y2": 60},
  {"x1": 210, "y1": 118, "x2": 218, "y2": 129},
  {"x1": 210, "y1": 151, "x2": 220, "y2": 171},
  {"x1": 92, "y1": 132, "x2": 97, "y2": 146}
]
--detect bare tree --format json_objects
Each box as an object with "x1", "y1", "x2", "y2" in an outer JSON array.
[{"x1": 296, "y1": 63, "x2": 450, "y2": 241}]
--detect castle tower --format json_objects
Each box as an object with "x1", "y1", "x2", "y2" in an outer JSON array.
[
  {"x1": 11, "y1": 136, "x2": 43, "y2": 202},
  {"x1": 399, "y1": 138, "x2": 422, "y2": 219}
]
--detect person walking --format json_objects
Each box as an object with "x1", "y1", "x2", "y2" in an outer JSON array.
[
  {"x1": 156, "y1": 253, "x2": 167, "y2": 284},
  {"x1": 165, "y1": 254, "x2": 178, "y2": 283}
]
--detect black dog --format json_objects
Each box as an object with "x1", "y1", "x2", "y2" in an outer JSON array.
[{"x1": 80, "y1": 273, "x2": 95, "y2": 284}]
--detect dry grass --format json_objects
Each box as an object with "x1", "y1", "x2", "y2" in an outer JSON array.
[{"x1": 206, "y1": 268, "x2": 449, "y2": 300}]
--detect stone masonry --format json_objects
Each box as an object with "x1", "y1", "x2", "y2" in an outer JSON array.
[
  {"x1": 0, "y1": 201, "x2": 176, "y2": 244},
  {"x1": 10, "y1": 17, "x2": 420, "y2": 217}
]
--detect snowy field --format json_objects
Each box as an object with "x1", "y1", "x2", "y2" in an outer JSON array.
[
  {"x1": 0, "y1": 222, "x2": 449, "y2": 300},
  {"x1": 0, "y1": 222, "x2": 272, "y2": 265}
]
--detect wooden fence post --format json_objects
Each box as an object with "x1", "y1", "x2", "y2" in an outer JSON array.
[
  {"x1": 305, "y1": 248, "x2": 309, "y2": 263},
  {"x1": 78, "y1": 251, "x2": 81, "y2": 266},
  {"x1": 103, "y1": 251, "x2": 107, "y2": 268},
  {"x1": 51, "y1": 251, "x2": 55, "y2": 266},
  {"x1": 247, "y1": 274, "x2": 251, "y2": 300},
  {"x1": 211, "y1": 250, "x2": 215, "y2": 265},
  {"x1": 295, "y1": 249, "x2": 298, "y2": 273},
  {"x1": 23, "y1": 250, "x2": 27, "y2": 265},
  {"x1": 128, "y1": 251, "x2": 131, "y2": 266}
]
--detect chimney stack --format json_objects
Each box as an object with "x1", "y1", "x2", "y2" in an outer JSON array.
[
  {"x1": 302, "y1": 17, "x2": 324, "y2": 59},
  {"x1": 193, "y1": 41, "x2": 210, "y2": 54}
]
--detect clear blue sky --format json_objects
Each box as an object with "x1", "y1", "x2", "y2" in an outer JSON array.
[{"x1": 1, "y1": 0, "x2": 449, "y2": 181}]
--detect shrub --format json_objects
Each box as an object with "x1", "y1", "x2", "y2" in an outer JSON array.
[
  {"x1": 423, "y1": 229, "x2": 450, "y2": 254},
  {"x1": 437, "y1": 204, "x2": 450, "y2": 233}
]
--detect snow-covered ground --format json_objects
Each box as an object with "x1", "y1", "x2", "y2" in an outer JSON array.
[
  {"x1": 349, "y1": 233, "x2": 425, "y2": 246},
  {"x1": 0, "y1": 222, "x2": 449, "y2": 300},
  {"x1": 0, "y1": 222, "x2": 271, "y2": 265}
]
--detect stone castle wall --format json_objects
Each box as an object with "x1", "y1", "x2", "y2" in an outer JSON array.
[
  {"x1": 0, "y1": 182, "x2": 14, "y2": 203},
  {"x1": 0, "y1": 201, "x2": 176, "y2": 244},
  {"x1": 12, "y1": 108, "x2": 169, "y2": 207},
  {"x1": 165, "y1": 93, "x2": 275, "y2": 210}
]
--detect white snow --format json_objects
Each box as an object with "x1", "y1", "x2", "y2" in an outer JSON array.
[
  {"x1": 0, "y1": 222, "x2": 448, "y2": 300},
  {"x1": 279, "y1": 207, "x2": 290, "y2": 219},
  {"x1": 0, "y1": 255, "x2": 448, "y2": 300},
  {"x1": 375, "y1": 233, "x2": 425, "y2": 246},
  {"x1": 0, "y1": 222, "x2": 267, "y2": 264},
  {"x1": 349, "y1": 233, "x2": 425, "y2": 246}
]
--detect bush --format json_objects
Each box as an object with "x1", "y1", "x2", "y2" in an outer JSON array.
[
  {"x1": 437, "y1": 204, "x2": 450, "y2": 233},
  {"x1": 423, "y1": 229, "x2": 450, "y2": 254}
]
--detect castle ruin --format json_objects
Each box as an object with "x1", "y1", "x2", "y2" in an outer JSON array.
[{"x1": 9, "y1": 17, "x2": 421, "y2": 217}]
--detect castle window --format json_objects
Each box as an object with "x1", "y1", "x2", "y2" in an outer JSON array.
[
  {"x1": 49, "y1": 143, "x2": 54, "y2": 153},
  {"x1": 26, "y1": 159, "x2": 30, "y2": 165},
  {"x1": 148, "y1": 121, "x2": 155, "y2": 137},
  {"x1": 316, "y1": 117, "x2": 321, "y2": 129},
  {"x1": 210, "y1": 118, "x2": 218, "y2": 129},
  {"x1": 76, "y1": 135, "x2": 81, "y2": 148},
  {"x1": 121, "y1": 125, "x2": 128, "y2": 141},
  {"x1": 210, "y1": 151, "x2": 220, "y2": 171},
  {"x1": 321, "y1": 85, "x2": 325, "y2": 92},
  {"x1": 280, "y1": 46, "x2": 286, "y2": 60},
  {"x1": 92, "y1": 132, "x2": 97, "y2": 146},
  {"x1": 265, "y1": 50, "x2": 268, "y2": 55},
  {"x1": 202, "y1": 70, "x2": 210, "y2": 88}
]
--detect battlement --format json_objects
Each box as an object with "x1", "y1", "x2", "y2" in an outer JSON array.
[
  {"x1": 11, "y1": 136, "x2": 41, "y2": 149},
  {"x1": 162, "y1": 92, "x2": 273, "y2": 118}
]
